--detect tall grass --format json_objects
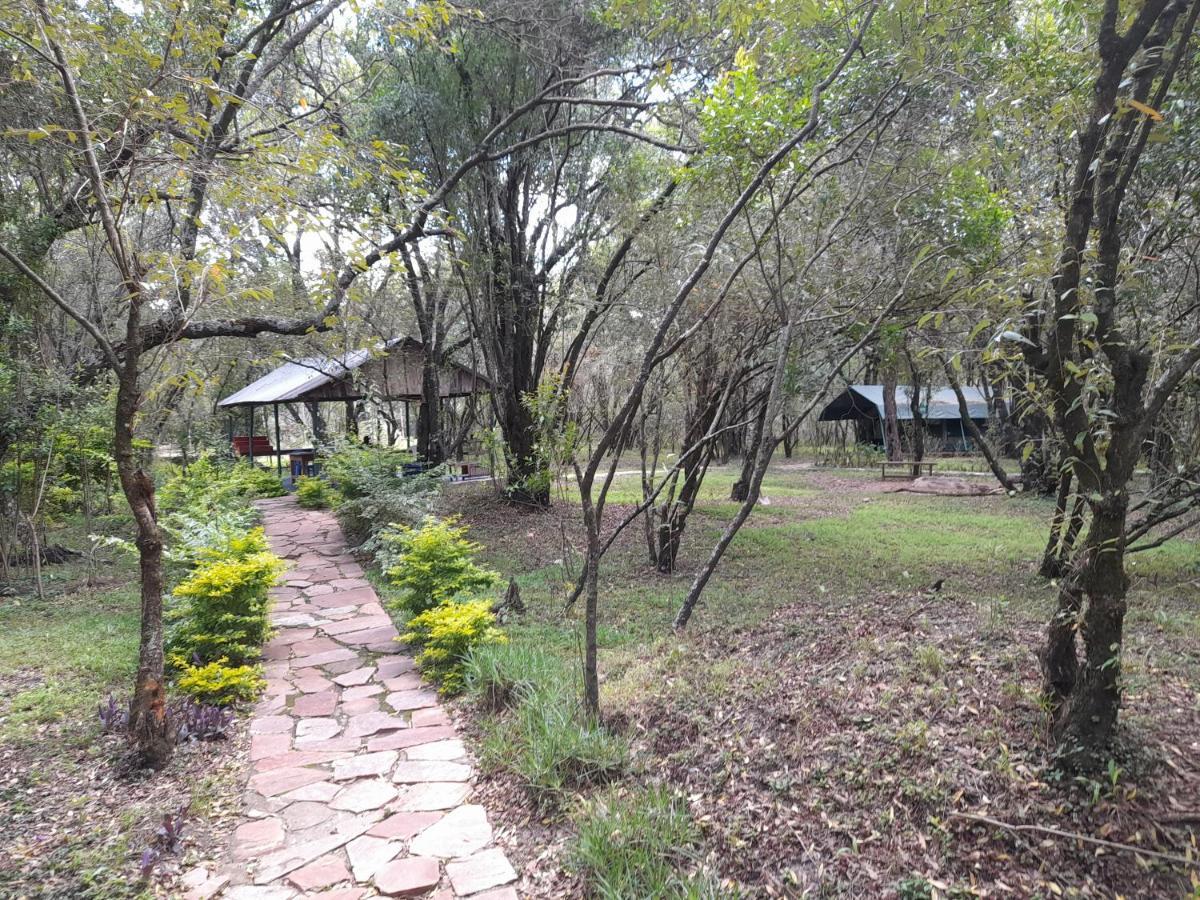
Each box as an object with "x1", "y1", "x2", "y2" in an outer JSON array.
[
  {"x1": 571, "y1": 788, "x2": 724, "y2": 899},
  {"x1": 463, "y1": 642, "x2": 627, "y2": 806}
]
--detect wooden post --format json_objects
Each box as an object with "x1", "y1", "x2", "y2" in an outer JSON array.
[
  {"x1": 404, "y1": 401, "x2": 411, "y2": 451},
  {"x1": 274, "y1": 405, "x2": 282, "y2": 474},
  {"x1": 247, "y1": 404, "x2": 255, "y2": 464}
]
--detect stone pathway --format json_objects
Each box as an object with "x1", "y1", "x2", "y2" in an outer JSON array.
[{"x1": 185, "y1": 496, "x2": 518, "y2": 900}]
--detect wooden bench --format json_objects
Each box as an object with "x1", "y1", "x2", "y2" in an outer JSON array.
[
  {"x1": 880, "y1": 460, "x2": 936, "y2": 479},
  {"x1": 232, "y1": 435, "x2": 276, "y2": 458}
]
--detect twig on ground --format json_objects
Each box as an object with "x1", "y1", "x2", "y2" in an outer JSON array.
[{"x1": 950, "y1": 811, "x2": 1196, "y2": 867}]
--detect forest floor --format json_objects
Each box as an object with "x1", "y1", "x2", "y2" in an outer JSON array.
[
  {"x1": 0, "y1": 522, "x2": 247, "y2": 899},
  {"x1": 447, "y1": 463, "x2": 1200, "y2": 899}
]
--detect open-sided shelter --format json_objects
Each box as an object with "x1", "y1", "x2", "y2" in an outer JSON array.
[{"x1": 216, "y1": 337, "x2": 490, "y2": 470}]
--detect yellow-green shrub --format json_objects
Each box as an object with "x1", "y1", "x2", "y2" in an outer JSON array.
[
  {"x1": 296, "y1": 475, "x2": 336, "y2": 509},
  {"x1": 166, "y1": 550, "x2": 283, "y2": 670},
  {"x1": 176, "y1": 659, "x2": 266, "y2": 706},
  {"x1": 380, "y1": 516, "x2": 500, "y2": 614},
  {"x1": 401, "y1": 598, "x2": 506, "y2": 694}
]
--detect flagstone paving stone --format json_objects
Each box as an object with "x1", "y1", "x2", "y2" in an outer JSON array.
[{"x1": 207, "y1": 496, "x2": 518, "y2": 898}]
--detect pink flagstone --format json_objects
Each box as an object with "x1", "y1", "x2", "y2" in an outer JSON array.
[
  {"x1": 293, "y1": 691, "x2": 338, "y2": 717},
  {"x1": 287, "y1": 854, "x2": 351, "y2": 891},
  {"x1": 367, "y1": 811, "x2": 443, "y2": 841},
  {"x1": 405, "y1": 740, "x2": 466, "y2": 761},
  {"x1": 366, "y1": 725, "x2": 457, "y2": 753},
  {"x1": 330, "y1": 779, "x2": 398, "y2": 812},
  {"x1": 391, "y1": 760, "x2": 472, "y2": 784},
  {"x1": 332, "y1": 751, "x2": 398, "y2": 781},
  {"x1": 373, "y1": 857, "x2": 441, "y2": 897},
  {"x1": 445, "y1": 849, "x2": 517, "y2": 896},
  {"x1": 233, "y1": 818, "x2": 286, "y2": 858},
  {"x1": 249, "y1": 766, "x2": 330, "y2": 798},
  {"x1": 345, "y1": 712, "x2": 409, "y2": 738},
  {"x1": 385, "y1": 690, "x2": 440, "y2": 712},
  {"x1": 346, "y1": 834, "x2": 401, "y2": 881},
  {"x1": 393, "y1": 782, "x2": 470, "y2": 812},
  {"x1": 409, "y1": 805, "x2": 492, "y2": 859}
]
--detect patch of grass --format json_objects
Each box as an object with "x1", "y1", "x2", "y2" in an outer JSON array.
[
  {"x1": 910, "y1": 644, "x2": 946, "y2": 680},
  {"x1": 466, "y1": 642, "x2": 627, "y2": 806},
  {"x1": 0, "y1": 585, "x2": 140, "y2": 741},
  {"x1": 571, "y1": 787, "x2": 719, "y2": 899}
]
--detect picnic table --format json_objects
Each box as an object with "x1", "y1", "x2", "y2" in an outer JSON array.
[{"x1": 880, "y1": 460, "x2": 936, "y2": 479}]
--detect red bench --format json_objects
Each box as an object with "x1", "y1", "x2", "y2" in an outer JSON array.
[{"x1": 232, "y1": 435, "x2": 276, "y2": 457}]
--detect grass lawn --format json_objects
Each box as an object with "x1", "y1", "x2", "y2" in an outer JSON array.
[
  {"x1": 0, "y1": 523, "x2": 248, "y2": 899},
  {"x1": 445, "y1": 463, "x2": 1200, "y2": 898}
]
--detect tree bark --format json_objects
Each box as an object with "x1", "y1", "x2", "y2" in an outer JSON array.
[
  {"x1": 881, "y1": 368, "x2": 902, "y2": 461},
  {"x1": 115, "y1": 364, "x2": 172, "y2": 768},
  {"x1": 1041, "y1": 491, "x2": 1130, "y2": 766},
  {"x1": 1039, "y1": 467, "x2": 1074, "y2": 579}
]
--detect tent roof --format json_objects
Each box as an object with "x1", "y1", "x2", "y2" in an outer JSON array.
[
  {"x1": 819, "y1": 384, "x2": 989, "y2": 422},
  {"x1": 217, "y1": 337, "x2": 489, "y2": 407}
]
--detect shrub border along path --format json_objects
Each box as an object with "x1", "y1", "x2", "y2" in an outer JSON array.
[{"x1": 184, "y1": 496, "x2": 518, "y2": 900}]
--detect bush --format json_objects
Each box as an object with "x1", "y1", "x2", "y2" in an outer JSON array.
[
  {"x1": 571, "y1": 789, "x2": 703, "y2": 898},
  {"x1": 165, "y1": 550, "x2": 282, "y2": 670},
  {"x1": 381, "y1": 516, "x2": 500, "y2": 614},
  {"x1": 295, "y1": 475, "x2": 336, "y2": 509},
  {"x1": 400, "y1": 598, "x2": 506, "y2": 694},
  {"x1": 322, "y1": 442, "x2": 438, "y2": 547},
  {"x1": 175, "y1": 659, "x2": 265, "y2": 706},
  {"x1": 571, "y1": 788, "x2": 714, "y2": 900},
  {"x1": 157, "y1": 455, "x2": 283, "y2": 514}
]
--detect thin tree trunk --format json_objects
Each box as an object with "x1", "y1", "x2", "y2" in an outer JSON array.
[
  {"x1": 1039, "y1": 467, "x2": 1074, "y2": 578},
  {"x1": 115, "y1": 365, "x2": 172, "y2": 768},
  {"x1": 943, "y1": 359, "x2": 1016, "y2": 492},
  {"x1": 881, "y1": 369, "x2": 902, "y2": 461},
  {"x1": 676, "y1": 322, "x2": 793, "y2": 628}
]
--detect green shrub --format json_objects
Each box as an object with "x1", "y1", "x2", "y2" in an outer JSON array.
[
  {"x1": 295, "y1": 475, "x2": 336, "y2": 509},
  {"x1": 571, "y1": 788, "x2": 715, "y2": 899},
  {"x1": 381, "y1": 516, "x2": 500, "y2": 614},
  {"x1": 320, "y1": 442, "x2": 439, "y2": 547},
  {"x1": 321, "y1": 441, "x2": 414, "y2": 498},
  {"x1": 401, "y1": 598, "x2": 507, "y2": 694},
  {"x1": 158, "y1": 455, "x2": 283, "y2": 515},
  {"x1": 166, "y1": 550, "x2": 283, "y2": 670},
  {"x1": 175, "y1": 659, "x2": 266, "y2": 706}
]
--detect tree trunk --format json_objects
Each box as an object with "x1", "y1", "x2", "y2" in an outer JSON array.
[
  {"x1": 943, "y1": 360, "x2": 1017, "y2": 492},
  {"x1": 580, "y1": 490, "x2": 601, "y2": 717},
  {"x1": 115, "y1": 366, "x2": 172, "y2": 768},
  {"x1": 1041, "y1": 491, "x2": 1129, "y2": 767},
  {"x1": 731, "y1": 402, "x2": 767, "y2": 501},
  {"x1": 416, "y1": 347, "x2": 444, "y2": 463},
  {"x1": 1039, "y1": 467, "x2": 1074, "y2": 579},
  {"x1": 881, "y1": 370, "x2": 902, "y2": 461},
  {"x1": 501, "y1": 391, "x2": 548, "y2": 506}
]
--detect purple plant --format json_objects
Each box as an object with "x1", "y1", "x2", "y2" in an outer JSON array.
[
  {"x1": 155, "y1": 803, "x2": 189, "y2": 852},
  {"x1": 169, "y1": 698, "x2": 234, "y2": 742},
  {"x1": 139, "y1": 848, "x2": 160, "y2": 880},
  {"x1": 97, "y1": 694, "x2": 129, "y2": 734}
]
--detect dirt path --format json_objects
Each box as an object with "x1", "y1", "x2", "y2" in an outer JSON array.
[{"x1": 184, "y1": 496, "x2": 518, "y2": 900}]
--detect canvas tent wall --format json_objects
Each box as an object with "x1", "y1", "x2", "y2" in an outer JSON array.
[{"x1": 818, "y1": 384, "x2": 991, "y2": 454}]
